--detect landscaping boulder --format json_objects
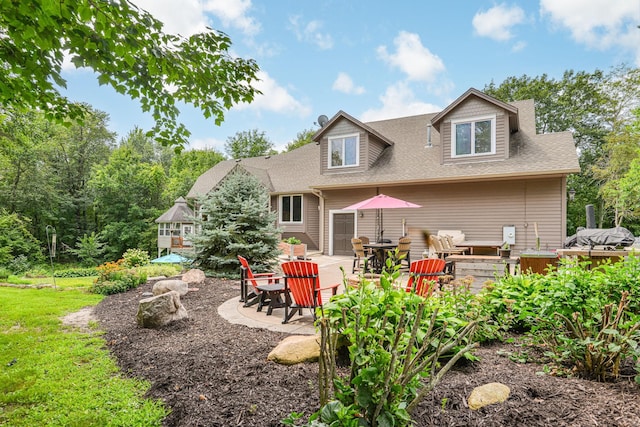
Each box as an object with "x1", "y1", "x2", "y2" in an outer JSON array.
[
  {"x1": 468, "y1": 382, "x2": 510, "y2": 410},
  {"x1": 153, "y1": 279, "x2": 188, "y2": 296},
  {"x1": 267, "y1": 335, "x2": 321, "y2": 365},
  {"x1": 137, "y1": 291, "x2": 188, "y2": 328},
  {"x1": 182, "y1": 268, "x2": 206, "y2": 286}
]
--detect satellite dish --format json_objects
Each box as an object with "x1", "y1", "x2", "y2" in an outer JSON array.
[{"x1": 317, "y1": 114, "x2": 328, "y2": 127}]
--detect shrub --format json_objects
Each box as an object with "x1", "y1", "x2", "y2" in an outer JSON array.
[
  {"x1": 481, "y1": 255, "x2": 640, "y2": 381},
  {"x1": 122, "y1": 248, "x2": 150, "y2": 268},
  {"x1": 8, "y1": 254, "x2": 31, "y2": 275},
  {"x1": 305, "y1": 267, "x2": 478, "y2": 426},
  {"x1": 54, "y1": 267, "x2": 98, "y2": 278},
  {"x1": 91, "y1": 259, "x2": 147, "y2": 295},
  {"x1": 0, "y1": 267, "x2": 10, "y2": 280}
]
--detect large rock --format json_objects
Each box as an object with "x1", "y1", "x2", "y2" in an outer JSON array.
[
  {"x1": 267, "y1": 335, "x2": 321, "y2": 365},
  {"x1": 137, "y1": 291, "x2": 188, "y2": 328},
  {"x1": 181, "y1": 269, "x2": 206, "y2": 286},
  {"x1": 153, "y1": 279, "x2": 188, "y2": 296},
  {"x1": 468, "y1": 382, "x2": 511, "y2": 410}
]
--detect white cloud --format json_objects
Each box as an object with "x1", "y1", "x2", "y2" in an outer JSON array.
[
  {"x1": 132, "y1": 0, "x2": 260, "y2": 36},
  {"x1": 131, "y1": 0, "x2": 208, "y2": 36},
  {"x1": 511, "y1": 40, "x2": 527, "y2": 52},
  {"x1": 472, "y1": 4, "x2": 525, "y2": 41},
  {"x1": 332, "y1": 72, "x2": 365, "y2": 95},
  {"x1": 540, "y1": 0, "x2": 640, "y2": 64},
  {"x1": 234, "y1": 71, "x2": 311, "y2": 117},
  {"x1": 203, "y1": 0, "x2": 261, "y2": 36},
  {"x1": 360, "y1": 82, "x2": 441, "y2": 122},
  {"x1": 289, "y1": 16, "x2": 333, "y2": 50},
  {"x1": 377, "y1": 31, "x2": 445, "y2": 82},
  {"x1": 187, "y1": 136, "x2": 226, "y2": 151}
]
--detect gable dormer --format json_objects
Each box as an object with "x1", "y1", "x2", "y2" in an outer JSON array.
[
  {"x1": 431, "y1": 88, "x2": 519, "y2": 164},
  {"x1": 312, "y1": 111, "x2": 394, "y2": 175}
]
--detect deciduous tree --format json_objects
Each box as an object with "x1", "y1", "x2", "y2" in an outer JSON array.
[
  {"x1": 224, "y1": 129, "x2": 276, "y2": 159},
  {"x1": 0, "y1": 0, "x2": 260, "y2": 148}
]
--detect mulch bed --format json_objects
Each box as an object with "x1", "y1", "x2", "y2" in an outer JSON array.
[{"x1": 93, "y1": 277, "x2": 640, "y2": 426}]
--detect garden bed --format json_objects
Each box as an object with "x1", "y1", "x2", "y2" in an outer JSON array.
[{"x1": 93, "y1": 277, "x2": 640, "y2": 426}]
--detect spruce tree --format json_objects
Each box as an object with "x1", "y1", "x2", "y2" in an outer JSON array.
[{"x1": 192, "y1": 171, "x2": 281, "y2": 275}]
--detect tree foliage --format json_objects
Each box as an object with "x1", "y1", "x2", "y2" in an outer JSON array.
[
  {"x1": 284, "y1": 128, "x2": 316, "y2": 152},
  {"x1": 192, "y1": 171, "x2": 281, "y2": 275},
  {"x1": 224, "y1": 129, "x2": 277, "y2": 159},
  {"x1": 0, "y1": 210, "x2": 43, "y2": 267},
  {"x1": 164, "y1": 149, "x2": 225, "y2": 201},
  {"x1": 89, "y1": 131, "x2": 166, "y2": 259},
  {"x1": 0, "y1": 0, "x2": 260, "y2": 148},
  {"x1": 484, "y1": 66, "x2": 640, "y2": 232}
]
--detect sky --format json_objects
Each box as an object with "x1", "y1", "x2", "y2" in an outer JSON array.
[{"x1": 60, "y1": 0, "x2": 640, "y2": 153}]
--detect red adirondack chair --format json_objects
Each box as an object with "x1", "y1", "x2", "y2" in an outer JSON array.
[
  {"x1": 237, "y1": 256, "x2": 282, "y2": 311},
  {"x1": 280, "y1": 260, "x2": 341, "y2": 324},
  {"x1": 405, "y1": 258, "x2": 445, "y2": 297}
]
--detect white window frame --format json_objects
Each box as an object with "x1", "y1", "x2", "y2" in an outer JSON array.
[
  {"x1": 450, "y1": 115, "x2": 496, "y2": 158},
  {"x1": 158, "y1": 223, "x2": 170, "y2": 236},
  {"x1": 280, "y1": 194, "x2": 303, "y2": 224},
  {"x1": 328, "y1": 133, "x2": 360, "y2": 169}
]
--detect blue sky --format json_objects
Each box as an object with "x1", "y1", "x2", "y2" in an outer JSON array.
[{"x1": 60, "y1": 1, "x2": 640, "y2": 152}]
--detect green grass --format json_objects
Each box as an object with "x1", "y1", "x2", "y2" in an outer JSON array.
[
  {"x1": 0, "y1": 287, "x2": 167, "y2": 426},
  {"x1": 4, "y1": 275, "x2": 97, "y2": 289}
]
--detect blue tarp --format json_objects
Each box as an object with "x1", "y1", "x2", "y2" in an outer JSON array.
[{"x1": 150, "y1": 253, "x2": 190, "y2": 264}]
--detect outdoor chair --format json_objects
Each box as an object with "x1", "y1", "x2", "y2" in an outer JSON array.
[
  {"x1": 351, "y1": 238, "x2": 376, "y2": 273},
  {"x1": 280, "y1": 260, "x2": 341, "y2": 324},
  {"x1": 237, "y1": 255, "x2": 283, "y2": 313},
  {"x1": 406, "y1": 258, "x2": 446, "y2": 297},
  {"x1": 390, "y1": 236, "x2": 411, "y2": 269}
]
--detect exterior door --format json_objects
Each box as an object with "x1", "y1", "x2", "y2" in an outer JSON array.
[{"x1": 333, "y1": 213, "x2": 355, "y2": 255}]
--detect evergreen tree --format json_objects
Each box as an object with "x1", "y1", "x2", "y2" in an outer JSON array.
[{"x1": 192, "y1": 171, "x2": 281, "y2": 275}]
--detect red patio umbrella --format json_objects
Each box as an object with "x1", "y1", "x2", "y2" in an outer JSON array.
[{"x1": 344, "y1": 194, "x2": 421, "y2": 242}]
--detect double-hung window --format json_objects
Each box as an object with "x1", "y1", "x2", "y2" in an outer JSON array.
[
  {"x1": 329, "y1": 134, "x2": 359, "y2": 168},
  {"x1": 451, "y1": 115, "x2": 496, "y2": 157},
  {"x1": 280, "y1": 195, "x2": 303, "y2": 223}
]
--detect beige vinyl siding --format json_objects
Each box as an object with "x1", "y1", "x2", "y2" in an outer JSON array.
[
  {"x1": 322, "y1": 178, "x2": 565, "y2": 257},
  {"x1": 368, "y1": 137, "x2": 387, "y2": 168},
  {"x1": 304, "y1": 194, "x2": 320, "y2": 250}
]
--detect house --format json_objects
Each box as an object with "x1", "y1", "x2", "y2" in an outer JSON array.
[
  {"x1": 187, "y1": 88, "x2": 580, "y2": 257},
  {"x1": 154, "y1": 196, "x2": 195, "y2": 257}
]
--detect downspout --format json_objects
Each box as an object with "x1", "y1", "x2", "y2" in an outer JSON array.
[{"x1": 312, "y1": 188, "x2": 325, "y2": 253}]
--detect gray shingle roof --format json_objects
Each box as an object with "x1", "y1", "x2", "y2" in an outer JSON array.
[
  {"x1": 187, "y1": 96, "x2": 580, "y2": 198},
  {"x1": 155, "y1": 197, "x2": 194, "y2": 223}
]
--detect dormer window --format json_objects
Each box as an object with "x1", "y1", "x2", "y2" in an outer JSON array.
[
  {"x1": 451, "y1": 115, "x2": 496, "y2": 157},
  {"x1": 329, "y1": 134, "x2": 359, "y2": 168}
]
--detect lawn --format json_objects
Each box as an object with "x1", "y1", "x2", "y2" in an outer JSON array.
[{"x1": 0, "y1": 286, "x2": 167, "y2": 426}]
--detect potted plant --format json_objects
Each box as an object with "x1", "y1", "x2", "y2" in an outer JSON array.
[
  {"x1": 279, "y1": 237, "x2": 307, "y2": 260},
  {"x1": 499, "y1": 242, "x2": 511, "y2": 258}
]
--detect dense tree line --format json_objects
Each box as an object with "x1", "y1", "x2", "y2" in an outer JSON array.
[
  {"x1": 484, "y1": 65, "x2": 640, "y2": 235},
  {"x1": 0, "y1": 108, "x2": 225, "y2": 266}
]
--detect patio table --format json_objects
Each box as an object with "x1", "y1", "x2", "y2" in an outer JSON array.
[
  {"x1": 455, "y1": 240, "x2": 505, "y2": 255},
  {"x1": 363, "y1": 242, "x2": 397, "y2": 273}
]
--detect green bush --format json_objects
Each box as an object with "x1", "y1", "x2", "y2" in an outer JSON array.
[
  {"x1": 305, "y1": 267, "x2": 478, "y2": 426},
  {"x1": 91, "y1": 260, "x2": 147, "y2": 295},
  {"x1": 8, "y1": 254, "x2": 31, "y2": 275},
  {"x1": 0, "y1": 267, "x2": 10, "y2": 280},
  {"x1": 122, "y1": 248, "x2": 151, "y2": 268},
  {"x1": 54, "y1": 267, "x2": 98, "y2": 278},
  {"x1": 480, "y1": 255, "x2": 640, "y2": 381}
]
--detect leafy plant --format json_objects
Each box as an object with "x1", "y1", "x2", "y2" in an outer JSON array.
[
  {"x1": 542, "y1": 292, "x2": 640, "y2": 381},
  {"x1": 91, "y1": 259, "x2": 147, "y2": 295},
  {"x1": 122, "y1": 248, "x2": 151, "y2": 268},
  {"x1": 306, "y1": 268, "x2": 478, "y2": 426},
  {"x1": 0, "y1": 267, "x2": 10, "y2": 280},
  {"x1": 54, "y1": 267, "x2": 98, "y2": 278},
  {"x1": 67, "y1": 232, "x2": 106, "y2": 267},
  {"x1": 284, "y1": 237, "x2": 302, "y2": 245}
]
